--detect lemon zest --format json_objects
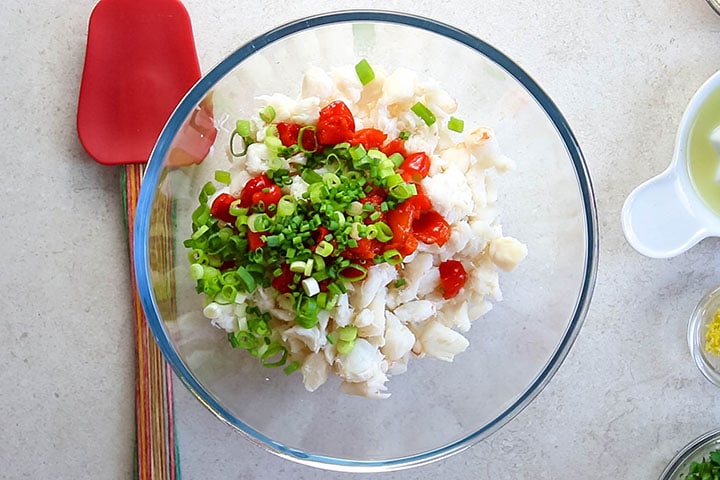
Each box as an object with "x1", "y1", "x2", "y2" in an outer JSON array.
[{"x1": 704, "y1": 308, "x2": 720, "y2": 357}]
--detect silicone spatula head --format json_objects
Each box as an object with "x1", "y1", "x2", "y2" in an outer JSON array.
[{"x1": 77, "y1": 0, "x2": 201, "y2": 165}]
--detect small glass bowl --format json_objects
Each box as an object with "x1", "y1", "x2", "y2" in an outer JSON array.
[
  {"x1": 659, "y1": 427, "x2": 720, "y2": 480},
  {"x1": 707, "y1": 0, "x2": 720, "y2": 15},
  {"x1": 688, "y1": 285, "x2": 720, "y2": 386}
]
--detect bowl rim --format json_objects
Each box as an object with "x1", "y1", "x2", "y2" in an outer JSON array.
[
  {"x1": 658, "y1": 427, "x2": 720, "y2": 480},
  {"x1": 134, "y1": 9, "x2": 599, "y2": 472},
  {"x1": 687, "y1": 284, "x2": 720, "y2": 387}
]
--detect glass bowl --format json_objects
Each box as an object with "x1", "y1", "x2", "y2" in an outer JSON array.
[
  {"x1": 659, "y1": 427, "x2": 720, "y2": 479},
  {"x1": 688, "y1": 285, "x2": 720, "y2": 387},
  {"x1": 134, "y1": 11, "x2": 598, "y2": 472},
  {"x1": 707, "y1": 0, "x2": 720, "y2": 15}
]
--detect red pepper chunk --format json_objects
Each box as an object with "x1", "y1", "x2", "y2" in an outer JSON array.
[
  {"x1": 343, "y1": 238, "x2": 380, "y2": 262},
  {"x1": 316, "y1": 101, "x2": 355, "y2": 145},
  {"x1": 251, "y1": 183, "x2": 282, "y2": 209},
  {"x1": 239, "y1": 174, "x2": 273, "y2": 207},
  {"x1": 349, "y1": 128, "x2": 387, "y2": 149},
  {"x1": 210, "y1": 193, "x2": 237, "y2": 223},
  {"x1": 276, "y1": 122, "x2": 317, "y2": 151},
  {"x1": 271, "y1": 263, "x2": 294, "y2": 294},
  {"x1": 277, "y1": 122, "x2": 300, "y2": 146},
  {"x1": 400, "y1": 152, "x2": 431, "y2": 183},
  {"x1": 439, "y1": 260, "x2": 467, "y2": 299},
  {"x1": 380, "y1": 137, "x2": 406, "y2": 157},
  {"x1": 413, "y1": 210, "x2": 450, "y2": 246},
  {"x1": 247, "y1": 230, "x2": 266, "y2": 251}
]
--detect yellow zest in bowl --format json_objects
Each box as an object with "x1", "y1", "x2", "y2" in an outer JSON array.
[{"x1": 705, "y1": 308, "x2": 720, "y2": 357}]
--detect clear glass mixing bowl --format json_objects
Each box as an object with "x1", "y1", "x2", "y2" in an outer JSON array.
[{"x1": 134, "y1": 10, "x2": 598, "y2": 472}]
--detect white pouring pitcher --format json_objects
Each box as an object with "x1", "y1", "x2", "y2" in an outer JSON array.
[{"x1": 622, "y1": 70, "x2": 720, "y2": 258}]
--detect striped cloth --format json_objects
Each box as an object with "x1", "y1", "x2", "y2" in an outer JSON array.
[{"x1": 122, "y1": 163, "x2": 179, "y2": 480}]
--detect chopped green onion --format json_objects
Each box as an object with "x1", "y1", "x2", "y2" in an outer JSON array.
[
  {"x1": 337, "y1": 325, "x2": 358, "y2": 342},
  {"x1": 389, "y1": 182, "x2": 417, "y2": 200},
  {"x1": 235, "y1": 119, "x2": 252, "y2": 137},
  {"x1": 398, "y1": 131, "x2": 411, "y2": 140},
  {"x1": 228, "y1": 331, "x2": 256, "y2": 350},
  {"x1": 261, "y1": 342, "x2": 288, "y2": 367},
  {"x1": 383, "y1": 249, "x2": 403, "y2": 265},
  {"x1": 388, "y1": 153, "x2": 404, "y2": 168},
  {"x1": 448, "y1": 116, "x2": 464, "y2": 133},
  {"x1": 290, "y1": 261, "x2": 306, "y2": 273},
  {"x1": 259, "y1": 105, "x2": 276, "y2": 124},
  {"x1": 339, "y1": 264, "x2": 367, "y2": 282},
  {"x1": 315, "y1": 241, "x2": 334, "y2": 257},
  {"x1": 303, "y1": 258, "x2": 314, "y2": 276},
  {"x1": 221, "y1": 284, "x2": 237, "y2": 302},
  {"x1": 191, "y1": 204, "x2": 210, "y2": 227},
  {"x1": 189, "y1": 263, "x2": 204, "y2": 280},
  {"x1": 283, "y1": 360, "x2": 300, "y2": 375},
  {"x1": 411, "y1": 102, "x2": 436, "y2": 126},
  {"x1": 191, "y1": 224, "x2": 209, "y2": 240},
  {"x1": 322, "y1": 172, "x2": 342, "y2": 187},
  {"x1": 228, "y1": 200, "x2": 246, "y2": 217},
  {"x1": 234, "y1": 267, "x2": 257, "y2": 292},
  {"x1": 393, "y1": 278, "x2": 407, "y2": 288},
  {"x1": 374, "y1": 222, "x2": 393, "y2": 242},
  {"x1": 297, "y1": 126, "x2": 317, "y2": 153},
  {"x1": 276, "y1": 195, "x2": 296, "y2": 217},
  {"x1": 347, "y1": 201, "x2": 364, "y2": 216},
  {"x1": 247, "y1": 213, "x2": 271, "y2": 232},
  {"x1": 202, "y1": 182, "x2": 216, "y2": 196},
  {"x1": 355, "y1": 58, "x2": 375, "y2": 86},
  {"x1": 336, "y1": 339, "x2": 355, "y2": 355},
  {"x1": 301, "y1": 277, "x2": 320, "y2": 296},
  {"x1": 229, "y1": 131, "x2": 249, "y2": 157},
  {"x1": 264, "y1": 132, "x2": 283, "y2": 153},
  {"x1": 214, "y1": 170, "x2": 231, "y2": 185}
]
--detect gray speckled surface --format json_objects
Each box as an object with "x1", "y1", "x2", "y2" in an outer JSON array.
[{"x1": 1, "y1": 0, "x2": 720, "y2": 478}]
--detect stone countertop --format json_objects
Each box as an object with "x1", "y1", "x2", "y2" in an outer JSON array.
[{"x1": 1, "y1": 1, "x2": 719, "y2": 478}]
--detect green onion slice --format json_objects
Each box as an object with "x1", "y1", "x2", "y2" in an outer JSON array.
[
  {"x1": 448, "y1": 116, "x2": 464, "y2": 133},
  {"x1": 259, "y1": 105, "x2": 276, "y2": 124},
  {"x1": 411, "y1": 102, "x2": 436, "y2": 126},
  {"x1": 355, "y1": 58, "x2": 375, "y2": 86}
]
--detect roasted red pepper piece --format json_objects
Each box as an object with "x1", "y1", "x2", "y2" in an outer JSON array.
[
  {"x1": 343, "y1": 238, "x2": 380, "y2": 262},
  {"x1": 210, "y1": 193, "x2": 237, "y2": 223},
  {"x1": 277, "y1": 122, "x2": 317, "y2": 151},
  {"x1": 277, "y1": 122, "x2": 301, "y2": 146},
  {"x1": 380, "y1": 137, "x2": 406, "y2": 157},
  {"x1": 349, "y1": 128, "x2": 387, "y2": 149},
  {"x1": 251, "y1": 183, "x2": 283, "y2": 209},
  {"x1": 412, "y1": 209, "x2": 450, "y2": 246},
  {"x1": 400, "y1": 152, "x2": 431, "y2": 183},
  {"x1": 247, "y1": 230, "x2": 266, "y2": 251},
  {"x1": 316, "y1": 101, "x2": 355, "y2": 145},
  {"x1": 384, "y1": 190, "x2": 436, "y2": 256},
  {"x1": 239, "y1": 174, "x2": 273, "y2": 208},
  {"x1": 439, "y1": 260, "x2": 467, "y2": 299},
  {"x1": 271, "y1": 263, "x2": 294, "y2": 294}
]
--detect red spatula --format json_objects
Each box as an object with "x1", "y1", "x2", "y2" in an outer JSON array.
[{"x1": 77, "y1": 1, "x2": 201, "y2": 478}]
